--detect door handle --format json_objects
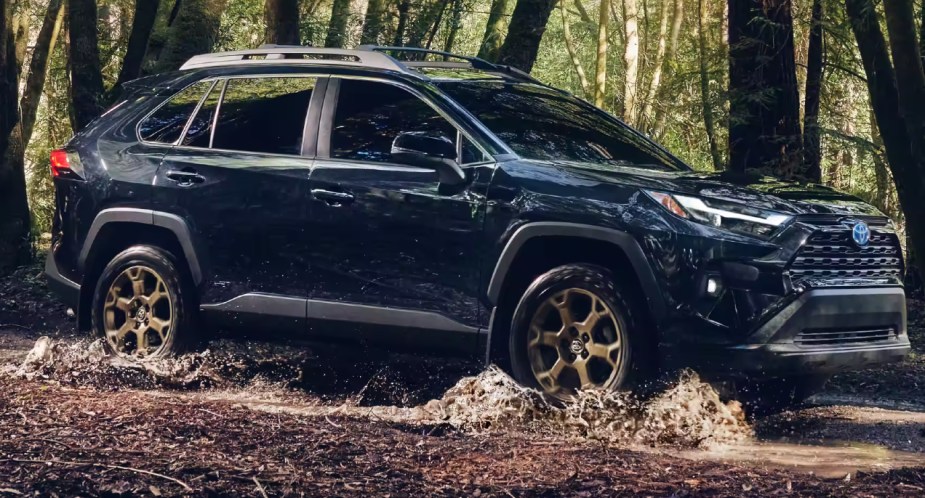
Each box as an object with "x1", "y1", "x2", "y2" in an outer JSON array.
[
  {"x1": 165, "y1": 169, "x2": 205, "y2": 186},
  {"x1": 312, "y1": 189, "x2": 355, "y2": 205}
]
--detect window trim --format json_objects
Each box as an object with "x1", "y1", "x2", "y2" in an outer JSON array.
[
  {"x1": 317, "y1": 75, "x2": 493, "y2": 167},
  {"x1": 136, "y1": 78, "x2": 218, "y2": 147},
  {"x1": 138, "y1": 74, "x2": 324, "y2": 159}
]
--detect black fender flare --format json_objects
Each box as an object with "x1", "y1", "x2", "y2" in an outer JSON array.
[
  {"x1": 485, "y1": 222, "x2": 667, "y2": 322},
  {"x1": 77, "y1": 207, "x2": 205, "y2": 285}
]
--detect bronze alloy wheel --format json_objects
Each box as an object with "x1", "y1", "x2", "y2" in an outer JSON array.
[
  {"x1": 527, "y1": 287, "x2": 627, "y2": 396},
  {"x1": 102, "y1": 265, "x2": 173, "y2": 357}
]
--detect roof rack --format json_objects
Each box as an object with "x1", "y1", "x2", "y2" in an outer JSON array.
[
  {"x1": 362, "y1": 46, "x2": 543, "y2": 84},
  {"x1": 178, "y1": 45, "x2": 543, "y2": 84},
  {"x1": 179, "y1": 45, "x2": 407, "y2": 72}
]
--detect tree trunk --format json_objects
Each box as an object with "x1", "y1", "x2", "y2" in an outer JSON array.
[
  {"x1": 19, "y1": 0, "x2": 64, "y2": 146},
  {"x1": 113, "y1": 0, "x2": 161, "y2": 95},
  {"x1": 845, "y1": 0, "x2": 925, "y2": 287},
  {"x1": 560, "y1": 0, "x2": 590, "y2": 97},
  {"x1": 496, "y1": 0, "x2": 557, "y2": 72},
  {"x1": 13, "y1": 12, "x2": 27, "y2": 69},
  {"x1": 156, "y1": 0, "x2": 228, "y2": 72},
  {"x1": 592, "y1": 0, "x2": 609, "y2": 107},
  {"x1": 360, "y1": 0, "x2": 387, "y2": 45},
  {"x1": 651, "y1": 0, "x2": 684, "y2": 138},
  {"x1": 407, "y1": 0, "x2": 445, "y2": 49},
  {"x1": 622, "y1": 0, "x2": 639, "y2": 123},
  {"x1": 265, "y1": 0, "x2": 301, "y2": 45},
  {"x1": 0, "y1": 0, "x2": 30, "y2": 273},
  {"x1": 639, "y1": 0, "x2": 669, "y2": 128},
  {"x1": 324, "y1": 0, "x2": 351, "y2": 47},
  {"x1": 883, "y1": 0, "x2": 925, "y2": 286},
  {"x1": 478, "y1": 0, "x2": 511, "y2": 61},
  {"x1": 69, "y1": 0, "x2": 107, "y2": 130},
  {"x1": 443, "y1": 0, "x2": 463, "y2": 53},
  {"x1": 698, "y1": 0, "x2": 720, "y2": 170},
  {"x1": 802, "y1": 0, "x2": 824, "y2": 182},
  {"x1": 392, "y1": 0, "x2": 410, "y2": 46},
  {"x1": 727, "y1": 0, "x2": 802, "y2": 178}
]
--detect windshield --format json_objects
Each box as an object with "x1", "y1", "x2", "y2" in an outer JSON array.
[{"x1": 437, "y1": 81, "x2": 688, "y2": 171}]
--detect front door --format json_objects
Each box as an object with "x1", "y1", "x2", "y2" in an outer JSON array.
[
  {"x1": 305, "y1": 77, "x2": 494, "y2": 352},
  {"x1": 153, "y1": 75, "x2": 323, "y2": 308}
]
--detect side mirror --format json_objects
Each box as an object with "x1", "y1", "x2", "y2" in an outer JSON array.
[{"x1": 391, "y1": 132, "x2": 466, "y2": 186}]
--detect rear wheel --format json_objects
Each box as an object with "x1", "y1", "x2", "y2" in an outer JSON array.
[
  {"x1": 91, "y1": 245, "x2": 198, "y2": 359},
  {"x1": 508, "y1": 264, "x2": 643, "y2": 400}
]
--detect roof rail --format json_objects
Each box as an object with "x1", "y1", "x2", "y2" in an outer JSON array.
[
  {"x1": 178, "y1": 45, "x2": 544, "y2": 85},
  {"x1": 179, "y1": 45, "x2": 408, "y2": 72},
  {"x1": 361, "y1": 46, "x2": 544, "y2": 84}
]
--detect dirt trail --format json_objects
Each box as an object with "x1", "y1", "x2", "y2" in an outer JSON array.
[{"x1": 1, "y1": 329, "x2": 924, "y2": 494}]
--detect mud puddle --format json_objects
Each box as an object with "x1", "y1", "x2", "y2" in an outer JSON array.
[
  {"x1": 4, "y1": 334, "x2": 925, "y2": 477},
  {"x1": 678, "y1": 441, "x2": 925, "y2": 478}
]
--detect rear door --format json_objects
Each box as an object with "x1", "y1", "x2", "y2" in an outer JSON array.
[{"x1": 152, "y1": 75, "x2": 325, "y2": 307}]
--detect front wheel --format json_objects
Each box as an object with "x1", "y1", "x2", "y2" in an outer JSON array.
[
  {"x1": 508, "y1": 264, "x2": 644, "y2": 400},
  {"x1": 91, "y1": 245, "x2": 199, "y2": 360}
]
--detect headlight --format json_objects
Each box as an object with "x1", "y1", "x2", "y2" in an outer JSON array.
[{"x1": 644, "y1": 190, "x2": 792, "y2": 239}]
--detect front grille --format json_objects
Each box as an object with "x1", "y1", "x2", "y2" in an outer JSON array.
[
  {"x1": 788, "y1": 227, "x2": 903, "y2": 283},
  {"x1": 795, "y1": 327, "x2": 897, "y2": 347}
]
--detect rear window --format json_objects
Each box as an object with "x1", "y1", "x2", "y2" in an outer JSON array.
[{"x1": 138, "y1": 80, "x2": 213, "y2": 144}]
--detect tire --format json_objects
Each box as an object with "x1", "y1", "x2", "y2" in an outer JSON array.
[
  {"x1": 508, "y1": 263, "x2": 647, "y2": 400},
  {"x1": 737, "y1": 374, "x2": 829, "y2": 416},
  {"x1": 91, "y1": 245, "x2": 199, "y2": 360}
]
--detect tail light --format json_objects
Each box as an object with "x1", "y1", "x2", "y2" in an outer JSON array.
[{"x1": 50, "y1": 149, "x2": 84, "y2": 178}]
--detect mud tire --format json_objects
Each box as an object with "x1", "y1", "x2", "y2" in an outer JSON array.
[
  {"x1": 508, "y1": 263, "x2": 647, "y2": 400},
  {"x1": 91, "y1": 245, "x2": 199, "y2": 359}
]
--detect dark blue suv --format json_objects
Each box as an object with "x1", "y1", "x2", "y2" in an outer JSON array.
[{"x1": 45, "y1": 45, "x2": 909, "y2": 406}]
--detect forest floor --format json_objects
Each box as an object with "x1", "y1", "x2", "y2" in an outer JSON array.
[{"x1": 2, "y1": 260, "x2": 925, "y2": 496}]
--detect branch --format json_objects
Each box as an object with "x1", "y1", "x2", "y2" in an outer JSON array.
[{"x1": 4, "y1": 459, "x2": 193, "y2": 492}]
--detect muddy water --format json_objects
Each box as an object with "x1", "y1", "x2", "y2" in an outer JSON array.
[{"x1": 3, "y1": 332, "x2": 925, "y2": 476}]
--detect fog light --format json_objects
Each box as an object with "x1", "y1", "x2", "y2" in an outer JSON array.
[{"x1": 706, "y1": 277, "x2": 723, "y2": 297}]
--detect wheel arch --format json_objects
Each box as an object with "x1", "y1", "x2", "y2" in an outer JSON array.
[
  {"x1": 484, "y1": 222, "x2": 667, "y2": 364},
  {"x1": 75, "y1": 208, "x2": 205, "y2": 330}
]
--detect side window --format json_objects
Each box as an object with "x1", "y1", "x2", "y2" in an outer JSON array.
[
  {"x1": 212, "y1": 77, "x2": 316, "y2": 155},
  {"x1": 331, "y1": 79, "x2": 479, "y2": 164},
  {"x1": 182, "y1": 80, "x2": 223, "y2": 147},
  {"x1": 139, "y1": 80, "x2": 212, "y2": 144}
]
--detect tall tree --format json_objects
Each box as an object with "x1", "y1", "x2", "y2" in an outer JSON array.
[
  {"x1": 265, "y1": 0, "x2": 301, "y2": 45},
  {"x1": 698, "y1": 0, "x2": 721, "y2": 170},
  {"x1": 479, "y1": 0, "x2": 512, "y2": 61},
  {"x1": 407, "y1": 0, "x2": 447, "y2": 49},
  {"x1": 444, "y1": 0, "x2": 463, "y2": 53},
  {"x1": 21, "y1": 0, "x2": 65, "y2": 145},
  {"x1": 392, "y1": 0, "x2": 411, "y2": 46},
  {"x1": 69, "y1": 0, "x2": 107, "y2": 130},
  {"x1": 496, "y1": 0, "x2": 557, "y2": 72},
  {"x1": 651, "y1": 0, "x2": 685, "y2": 138},
  {"x1": 325, "y1": 0, "x2": 351, "y2": 47},
  {"x1": 0, "y1": 0, "x2": 30, "y2": 273},
  {"x1": 593, "y1": 0, "x2": 610, "y2": 107},
  {"x1": 802, "y1": 0, "x2": 824, "y2": 181},
  {"x1": 360, "y1": 0, "x2": 387, "y2": 45},
  {"x1": 639, "y1": 0, "x2": 670, "y2": 127},
  {"x1": 845, "y1": 0, "x2": 925, "y2": 285},
  {"x1": 113, "y1": 0, "x2": 161, "y2": 94},
  {"x1": 156, "y1": 0, "x2": 228, "y2": 72},
  {"x1": 622, "y1": 0, "x2": 640, "y2": 122},
  {"x1": 727, "y1": 0, "x2": 803, "y2": 178},
  {"x1": 560, "y1": 0, "x2": 590, "y2": 97}
]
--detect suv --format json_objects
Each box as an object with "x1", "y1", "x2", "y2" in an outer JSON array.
[{"x1": 46, "y1": 45, "x2": 909, "y2": 404}]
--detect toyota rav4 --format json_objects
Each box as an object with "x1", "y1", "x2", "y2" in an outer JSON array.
[{"x1": 45, "y1": 45, "x2": 910, "y2": 406}]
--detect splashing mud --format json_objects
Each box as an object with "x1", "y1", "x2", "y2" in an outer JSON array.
[
  {"x1": 12, "y1": 336, "x2": 751, "y2": 449},
  {"x1": 12, "y1": 336, "x2": 315, "y2": 390}
]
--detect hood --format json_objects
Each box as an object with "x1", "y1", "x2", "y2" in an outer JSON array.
[{"x1": 544, "y1": 161, "x2": 886, "y2": 218}]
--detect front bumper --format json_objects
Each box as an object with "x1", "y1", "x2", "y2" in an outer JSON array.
[
  {"x1": 684, "y1": 287, "x2": 910, "y2": 378},
  {"x1": 45, "y1": 251, "x2": 80, "y2": 310}
]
